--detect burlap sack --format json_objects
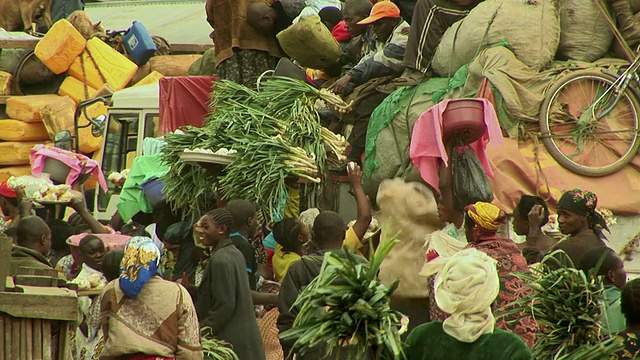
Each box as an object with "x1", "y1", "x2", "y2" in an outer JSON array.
[
  {"x1": 363, "y1": 78, "x2": 448, "y2": 199},
  {"x1": 432, "y1": 0, "x2": 560, "y2": 77},
  {"x1": 376, "y1": 179, "x2": 443, "y2": 299},
  {"x1": 556, "y1": 0, "x2": 613, "y2": 61}
]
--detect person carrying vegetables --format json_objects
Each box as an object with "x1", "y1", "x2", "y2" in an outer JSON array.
[
  {"x1": 273, "y1": 162, "x2": 372, "y2": 281},
  {"x1": 205, "y1": 0, "x2": 283, "y2": 88},
  {"x1": 341, "y1": 163, "x2": 375, "y2": 255},
  {"x1": 277, "y1": 210, "x2": 368, "y2": 359},
  {"x1": 195, "y1": 208, "x2": 266, "y2": 360},
  {"x1": 408, "y1": 248, "x2": 532, "y2": 360}
]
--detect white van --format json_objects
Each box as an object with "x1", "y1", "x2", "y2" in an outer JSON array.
[{"x1": 93, "y1": 83, "x2": 160, "y2": 221}]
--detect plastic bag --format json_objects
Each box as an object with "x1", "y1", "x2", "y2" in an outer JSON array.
[
  {"x1": 7, "y1": 175, "x2": 54, "y2": 198},
  {"x1": 451, "y1": 146, "x2": 493, "y2": 211}
]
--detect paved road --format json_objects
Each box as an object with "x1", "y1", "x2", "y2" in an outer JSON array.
[{"x1": 85, "y1": 0, "x2": 212, "y2": 45}]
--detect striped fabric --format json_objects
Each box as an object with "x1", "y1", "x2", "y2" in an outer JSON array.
[{"x1": 348, "y1": 20, "x2": 411, "y2": 85}]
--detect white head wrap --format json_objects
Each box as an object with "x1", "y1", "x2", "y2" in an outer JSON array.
[
  {"x1": 298, "y1": 208, "x2": 320, "y2": 232},
  {"x1": 423, "y1": 248, "x2": 499, "y2": 343}
]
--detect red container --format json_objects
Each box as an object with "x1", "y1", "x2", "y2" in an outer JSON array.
[{"x1": 442, "y1": 99, "x2": 486, "y2": 145}]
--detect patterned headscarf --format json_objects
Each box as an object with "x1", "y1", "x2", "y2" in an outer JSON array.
[
  {"x1": 119, "y1": 236, "x2": 161, "y2": 298},
  {"x1": 465, "y1": 202, "x2": 505, "y2": 232},
  {"x1": 557, "y1": 188, "x2": 609, "y2": 233}
]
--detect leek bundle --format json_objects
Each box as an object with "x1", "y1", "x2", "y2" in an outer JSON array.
[
  {"x1": 280, "y1": 238, "x2": 407, "y2": 360},
  {"x1": 201, "y1": 327, "x2": 239, "y2": 360},
  {"x1": 501, "y1": 251, "x2": 623, "y2": 359},
  {"x1": 161, "y1": 77, "x2": 349, "y2": 220}
]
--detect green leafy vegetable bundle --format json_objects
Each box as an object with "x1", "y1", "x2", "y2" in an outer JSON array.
[
  {"x1": 161, "y1": 77, "x2": 348, "y2": 220},
  {"x1": 201, "y1": 327, "x2": 239, "y2": 360},
  {"x1": 501, "y1": 251, "x2": 623, "y2": 359},
  {"x1": 280, "y1": 239, "x2": 407, "y2": 360}
]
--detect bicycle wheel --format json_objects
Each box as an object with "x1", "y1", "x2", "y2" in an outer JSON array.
[{"x1": 539, "y1": 70, "x2": 640, "y2": 177}]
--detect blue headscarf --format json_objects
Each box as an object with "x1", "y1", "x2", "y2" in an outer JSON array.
[{"x1": 119, "y1": 236, "x2": 161, "y2": 298}]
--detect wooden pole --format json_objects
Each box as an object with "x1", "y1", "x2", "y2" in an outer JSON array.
[{"x1": 0, "y1": 234, "x2": 12, "y2": 292}]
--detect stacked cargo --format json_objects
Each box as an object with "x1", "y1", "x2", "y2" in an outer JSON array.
[
  {"x1": 2, "y1": 20, "x2": 140, "y2": 170},
  {"x1": 0, "y1": 95, "x2": 57, "y2": 181}
]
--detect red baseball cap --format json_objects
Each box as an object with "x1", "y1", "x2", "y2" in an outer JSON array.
[
  {"x1": 357, "y1": 2, "x2": 401, "y2": 25},
  {"x1": 0, "y1": 181, "x2": 16, "y2": 198}
]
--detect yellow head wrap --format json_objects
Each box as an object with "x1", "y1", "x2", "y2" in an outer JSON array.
[{"x1": 465, "y1": 202, "x2": 504, "y2": 231}]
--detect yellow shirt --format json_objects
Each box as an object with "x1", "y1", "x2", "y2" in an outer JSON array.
[
  {"x1": 284, "y1": 186, "x2": 300, "y2": 219},
  {"x1": 342, "y1": 227, "x2": 364, "y2": 254},
  {"x1": 273, "y1": 244, "x2": 302, "y2": 283},
  {"x1": 273, "y1": 227, "x2": 364, "y2": 283}
]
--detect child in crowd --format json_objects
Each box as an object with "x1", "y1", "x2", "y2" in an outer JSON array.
[
  {"x1": 47, "y1": 219, "x2": 75, "y2": 267},
  {"x1": 579, "y1": 246, "x2": 627, "y2": 334},
  {"x1": 612, "y1": 278, "x2": 640, "y2": 359},
  {"x1": 226, "y1": 200, "x2": 278, "y2": 305},
  {"x1": 278, "y1": 210, "x2": 368, "y2": 359},
  {"x1": 195, "y1": 209, "x2": 266, "y2": 360},
  {"x1": 272, "y1": 218, "x2": 310, "y2": 282},
  {"x1": 72, "y1": 235, "x2": 108, "y2": 360},
  {"x1": 102, "y1": 250, "x2": 124, "y2": 282}
]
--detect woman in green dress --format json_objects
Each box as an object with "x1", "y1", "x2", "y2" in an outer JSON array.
[{"x1": 406, "y1": 248, "x2": 532, "y2": 360}]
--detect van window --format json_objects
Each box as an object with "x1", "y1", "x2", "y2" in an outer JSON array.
[
  {"x1": 145, "y1": 114, "x2": 160, "y2": 138},
  {"x1": 97, "y1": 113, "x2": 140, "y2": 212}
]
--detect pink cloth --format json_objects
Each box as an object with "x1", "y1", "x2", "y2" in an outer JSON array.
[
  {"x1": 67, "y1": 233, "x2": 132, "y2": 252},
  {"x1": 409, "y1": 98, "x2": 503, "y2": 194},
  {"x1": 29, "y1": 145, "x2": 108, "y2": 191}
]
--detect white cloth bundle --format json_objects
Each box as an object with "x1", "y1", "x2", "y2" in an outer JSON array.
[{"x1": 422, "y1": 248, "x2": 499, "y2": 343}]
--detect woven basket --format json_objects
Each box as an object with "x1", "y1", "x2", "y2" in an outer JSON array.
[{"x1": 258, "y1": 308, "x2": 284, "y2": 360}]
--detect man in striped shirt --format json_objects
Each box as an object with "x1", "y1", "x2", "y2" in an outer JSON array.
[{"x1": 399, "y1": 0, "x2": 482, "y2": 84}]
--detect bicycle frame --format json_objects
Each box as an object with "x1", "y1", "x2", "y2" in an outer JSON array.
[{"x1": 589, "y1": 54, "x2": 640, "y2": 120}]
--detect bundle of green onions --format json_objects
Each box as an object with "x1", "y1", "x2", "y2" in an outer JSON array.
[
  {"x1": 161, "y1": 127, "x2": 218, "y2": 220},
  {"x1": 501, "y1": 251, "x2": 623, "y2": 359},
  {"x1": 161, "y1": 77, "x2": 349, "y2": 220},
  {"x1": 217, "y1": 135, "x2": 321, "y2": 218},
  {"x1": 280, "y1": 238, "x2": 407, "y2": 360},
  {"x1": 201, "y1": 327, "x2": 239, "y2": 360}
]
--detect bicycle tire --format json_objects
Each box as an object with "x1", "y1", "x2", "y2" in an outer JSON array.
[{"x1": 539, "y1": 70, "x2": 640, "y2": 177}]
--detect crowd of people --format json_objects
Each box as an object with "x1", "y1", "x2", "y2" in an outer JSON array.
[
  {"x1": 3, "y1": 0, "x2": 640, "y2": 359},
  {"x1": 2, "y1": 157, "x2": 640, "y2": 359}
]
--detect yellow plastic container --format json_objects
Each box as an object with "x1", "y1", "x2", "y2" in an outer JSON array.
[
  {"x1": 39, "y1": 96, "x2": 76, "y2": 139},
  {"x1": 34, "y1": 19, "x2": 87, "y2": 75},
  {"x1": 0, "y1": 166, "x2": 32, "y2": 182},
  {"x1": 6, "y1": 95, "x2": 64, "y2": 123},
  {"x1": 0, "y1": 71, "x2": 11, "y2": 95},
  {"x1": 0, "y1": 141, "x2": 42, "y2": 166},
  {"x1": 58, "y1": 76, "x2": 97, "y2": 104},
  {"x1": 78, "y1": 103, "x2": 107, "y2": 154},
  {"x1": 68, "y1": 37, "x2": 138, "y2": 91},
  {"x1": 133, "y1": 71, "x2": 163, "y2": 87},
  {"x1": 0, "y1": 120, "x2": 50, "y2": 141}
]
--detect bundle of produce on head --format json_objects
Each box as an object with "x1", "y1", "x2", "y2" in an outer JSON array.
[{"x1": 161, "y1": 77, "x2": 349, "y2": 220}]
